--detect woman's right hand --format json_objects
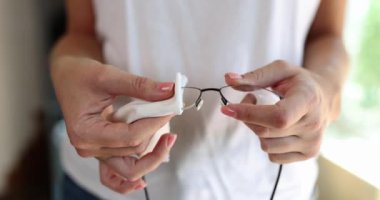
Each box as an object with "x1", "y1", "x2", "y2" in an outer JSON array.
[
  {"x1": 51, "y1": 56, "x2": 177, "y2": 191},
  {"x1": 99, "y1": 133, "x2": 177, "y2": 194},
  {"x1": 51, "y1": 56, "x2": 175, "y2": 157}
]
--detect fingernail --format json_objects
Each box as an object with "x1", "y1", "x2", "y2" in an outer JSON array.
[
  {"x1": 221, "y1": 106, "x2": 237, "y2": 118},
  {"x1": 134, "y1": 183, "x2": 146, "y2": 190},
  {"x1": 159, "y1": 82, "x2": 174, "y2": 92},
  {"x1": 166, "y1": 134, "x2": 177, "y2": 148},
  {"x1": 226, "y1": 72, "x2": 242, "y2": 80}
]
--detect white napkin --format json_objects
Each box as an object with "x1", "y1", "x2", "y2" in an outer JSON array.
[{"x1": 111, "y1": 73, "x2": 188, "y2": 160}]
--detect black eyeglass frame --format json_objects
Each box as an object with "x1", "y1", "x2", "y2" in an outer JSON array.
[
  {"x1": 183, "y1": 85, "x2": 283, "y2": 109},
  {"x1": 143, "y1": 85, "x2": 283, "y2": 200}
]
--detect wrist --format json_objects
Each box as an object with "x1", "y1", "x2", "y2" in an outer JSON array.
[
  {"x1": 312, "y1": 73, "x2": 343, "y2": 122},
  {"x1": 51, "y1": 56, "x2": 102, "y2": 78}
]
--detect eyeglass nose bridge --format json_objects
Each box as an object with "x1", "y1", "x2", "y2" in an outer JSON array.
[{"x1": 193, "y1": 88, "x2": 229, "y2": 110}]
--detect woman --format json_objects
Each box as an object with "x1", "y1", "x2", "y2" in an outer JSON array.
[{"x1": 51, "y1": 0, "x2": 348, "y2": 199}]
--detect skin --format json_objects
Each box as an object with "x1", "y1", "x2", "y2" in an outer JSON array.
[
  {"x1": 52, "y1": 0, "x2": 348, "y2": 195},
  {"x1": 51, "y1": 0, "x2": 178, "y2": 193},
  {"x1": 221, "y1": 0, "x2": 349, "y2": 164}
]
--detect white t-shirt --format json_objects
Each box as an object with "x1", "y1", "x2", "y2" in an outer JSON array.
[{"x1": 61, "y1": 1, "x2": 321, "y2": 199}]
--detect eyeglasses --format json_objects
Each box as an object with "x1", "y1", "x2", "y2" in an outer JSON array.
[
  {"x1": 182, "y1": 85, "x2": 283, "y2": 200},
  {"x1": 144, "y1": 85, "x2": 283, "y2": 200},
  {"x1": 182, "y1": 85, "x2": 282, "y2": 110}
]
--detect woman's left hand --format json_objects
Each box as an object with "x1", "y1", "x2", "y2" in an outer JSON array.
[{"x1": 221, "y1": 60, "x2": 339, "y2": 164}]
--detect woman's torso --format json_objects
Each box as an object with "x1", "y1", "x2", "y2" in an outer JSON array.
[{"x1": 61, "y1": 1, "x2": 320, "y2": 199}]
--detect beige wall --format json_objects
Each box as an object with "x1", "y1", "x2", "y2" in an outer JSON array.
[
  {"x1": 0, "y1": 0, "x2": 44, "y2": 194},
  {"x1": 318, "y1": 156, "x2": 380, "y2": 200}
]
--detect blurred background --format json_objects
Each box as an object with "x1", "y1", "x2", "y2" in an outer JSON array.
[
  {"x1": 0, "y1": 0, "x2": 378, "y2": 199},
  {"x1": 0, "y1": 0, "x2": 64, "y2": 199}
]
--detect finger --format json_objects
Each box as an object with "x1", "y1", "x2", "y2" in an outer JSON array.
[
  {"x1": 247, "y1": 122, "x2": 301, "y2": 138},
  {"x1": 125, "y1": 115, "x2": 173, "y2": 146},
  {"x1": 240, "y1": 93, "x2": 257, "y2": 104},
  {"x1": 77, "y1": 139, "x2": 150, "y2": 158},
  {"x1": 268, "y1": 152, "x2": 308, "y2": 164},
  {"x1": 221, "y1": 104, "x2": 280, "y2": 128},
  {"x1": 224, "y1": 60, "x2": 298, "y2": 87},
  {"x1": 221, "y1": 98, "x2": 308, "y2": 130},
  {"x1": 97, "y1": 65, "x2": 174, "y2": 101},
  {"x1": 101, "y1": 138, "x2": 150, "y2": 157},
  {"x1": 73, "y1": 115, "x2": 172, "y2": 149},
  {"x1": 240, "y1": 95, "x2": 285, "y2": 138},
  {"x1": 245, "y1": 124, "x2": 269, "y2": 137},
  {"x1": 77, "y1": 147, "x2": 133, "y2": 158},
  {"x1": 105, "y1": 134, "x2": 177, "y2": 181},
  {"x1": 259, "y1": 136, "x2": 301, "y2": 154},
  {"x1": 99, "y1": 162, "x2": 145, "y2": 194}
]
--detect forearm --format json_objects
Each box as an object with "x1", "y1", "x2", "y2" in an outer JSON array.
[
  {"x1": 303, "y1": 35, "x2": 349, "y2": 120},
  {"x1": 51, "y1": 0, "x2": 101, "y2": 65}
]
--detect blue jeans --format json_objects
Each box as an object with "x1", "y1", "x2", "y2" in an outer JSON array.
[{"x1": 62, "y1": 174, "x2": 99, "y2": 200}]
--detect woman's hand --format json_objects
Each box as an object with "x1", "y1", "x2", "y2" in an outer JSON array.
[
  {"x1": 51, "y1": 56, "x2": 175, "y2": 157},
  {"x1": 98, "y1": 133, "x2": 176, "y2": 194},
  {"x1": 221, "y1": 60, "x2": 339, "y2": 164},
  {"x1": 51, "y1": 56, "x2": 177, "y2": 192}
]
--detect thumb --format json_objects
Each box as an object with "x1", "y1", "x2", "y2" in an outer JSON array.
[
  {"x1": 98, "y1": 65, "x2": 174, "y2": 101},
  {"x1": 225, "y1": 60, "x2": 298, "y2": 88}
]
